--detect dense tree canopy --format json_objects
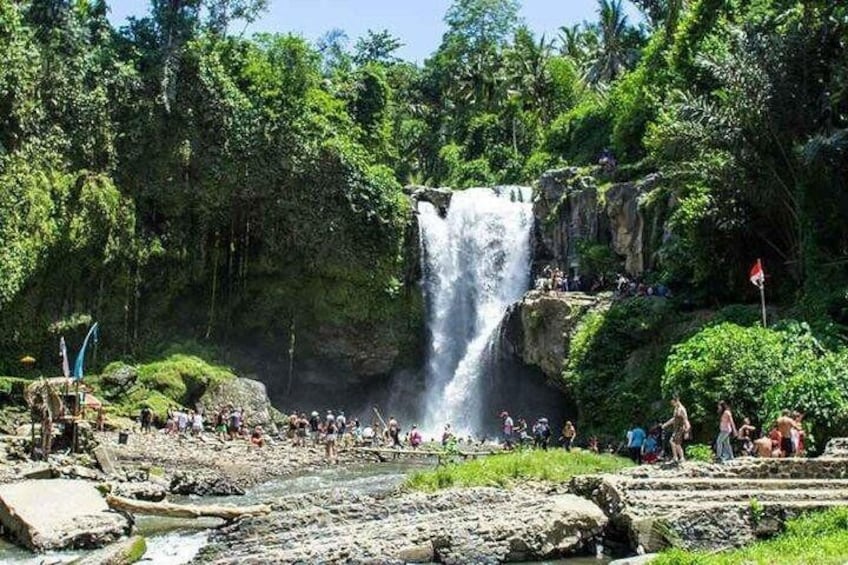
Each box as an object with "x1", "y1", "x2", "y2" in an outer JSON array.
[{"x1": 0, "y1": 0, "x2": 846, "y2": 425}]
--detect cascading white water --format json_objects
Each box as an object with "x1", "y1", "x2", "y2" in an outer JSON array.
[{"x1": 418, "y1": 186, "x2": 533, "y2": 434}]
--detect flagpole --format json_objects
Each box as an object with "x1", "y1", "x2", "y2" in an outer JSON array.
[{"x1": 759, "y1": 281, "x2": 767, "y2": 328}]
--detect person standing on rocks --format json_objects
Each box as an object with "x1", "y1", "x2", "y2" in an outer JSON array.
[
  {"x1": 387, "y1": 416, "x2": 401, "y2": 448},
  {"x1": 500, "y1": 411, "x2": 514, "y2": 449},
  {"x1": 716, "y1": 401, "x2": 737, "y2": 462},
  {"x1": 777, "y1": 410, "x2": 801, "y2": 457},
  {"x1": 409, "y1": 425, "x2": 423, "y2": 449},
  {"x1": 191, "y1": 410, "x2": 204, "y2": 436},
  {"x1": 309, "y1": 411, "x2": 320, "y2": 445},
  {"x1": 626, "y1": 423, "x2": 646, "y2": 464},
  {"x1": 560, "y1": 421, "x2": 576, "y2": 452},
  {"x1": 140, "y1": 406, "x2": 152, "y2": 433},
  {"x1": 662, "y1": 396, "x2": 689, "y2": 463},
  {"x1": 324, "y1": 418, "x2": 338, "y2": 463}
]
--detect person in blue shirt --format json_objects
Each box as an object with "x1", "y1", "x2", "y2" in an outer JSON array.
[{"x1": 626, "y1": 423, "x2": 647, "y2": 464}]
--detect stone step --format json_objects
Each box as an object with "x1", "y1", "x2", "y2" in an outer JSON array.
[
  {"x1": 619, "y1": 477, "x2": 848, "y2": 491},
  {"x1": 626, "y1": 488, "x2": 848, "y2": 505}
]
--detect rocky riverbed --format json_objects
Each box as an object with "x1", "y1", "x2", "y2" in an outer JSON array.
[{"x1": 198, "y1": 483, "x2": 607, "y2": 564}]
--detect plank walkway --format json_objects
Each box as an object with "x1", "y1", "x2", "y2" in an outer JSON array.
[{"x1": 352, "y1": 447, "x2": 498, "y2": 463}]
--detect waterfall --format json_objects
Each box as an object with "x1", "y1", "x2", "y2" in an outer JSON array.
[{"x1": 418, "y1": 186, "x2": 533, "y2": 434}]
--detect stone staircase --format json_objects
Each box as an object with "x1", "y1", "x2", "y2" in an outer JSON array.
[{"x1": 570, "y1": 441, "x2": 848, "y2": 553}]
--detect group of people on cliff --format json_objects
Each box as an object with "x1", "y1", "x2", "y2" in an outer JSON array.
[{"x1": 536, "y1": 265, "x2": 671, "y2": 299}]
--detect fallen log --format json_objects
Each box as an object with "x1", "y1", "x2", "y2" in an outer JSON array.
[{"x1": 105, "y1": 494, "x2": 271, "y2": 521}]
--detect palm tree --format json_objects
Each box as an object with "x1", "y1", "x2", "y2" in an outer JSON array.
[
  {"x1": 506, "y1": 27, "x2": 555, "y2": 122},
  {"x1": 585, "y1": 0, "x2": 639, "y2": 85}
]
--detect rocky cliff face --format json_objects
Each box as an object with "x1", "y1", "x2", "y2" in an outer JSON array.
[
  {"x1": 533, "y1": 168, "x2": 665, "y2": 277},
  {"x1": 500, "y1": 291, "x2": 608, "y2": 383}
]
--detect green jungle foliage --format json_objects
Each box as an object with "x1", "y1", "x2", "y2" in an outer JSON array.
[
  {"x1": 0, "y1": 0, "x2": 846, "y2": 446},
  {"x1": 654, "y1": 507, "x2": 848, "y2": 565}
]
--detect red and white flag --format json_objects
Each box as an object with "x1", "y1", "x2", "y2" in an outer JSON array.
[{"x1": 749, "y1": 259, "x2": 765, "y2": 288}]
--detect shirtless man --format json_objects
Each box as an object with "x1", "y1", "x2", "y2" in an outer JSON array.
[
  {"x1": 777, "y1": 411, "x2": 801, "y2": 457},
  {"x1": 662, "y1": 396, "x2": 690, "y2": 463},
  {"x1": 753, "y1": 434, "x2": 773, "y2": 458}
]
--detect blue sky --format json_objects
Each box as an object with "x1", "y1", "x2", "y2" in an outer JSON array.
[{"x1": 106, "y1": 0, "x2": 643, "y2": 63}]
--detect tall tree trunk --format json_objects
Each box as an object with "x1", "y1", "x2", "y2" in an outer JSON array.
[{"x1": 206, "y1": 234, "x2": 220, "y2": 339}]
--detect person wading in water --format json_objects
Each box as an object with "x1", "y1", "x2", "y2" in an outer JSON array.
[{"x1": 662, "y1": 395, "x2": 690, "y2": 463}]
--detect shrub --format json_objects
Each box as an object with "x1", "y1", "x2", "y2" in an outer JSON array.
[
  {"x1": 685, "y1": 443, "x2": 713, "y2": 462},
  {"x1": 136, "y1": 354, "x2": 236, "y2": 406},
  {"x1": 762, "y1": 349, "x2": 848, "y2": 452},
  {"x1": 662, "y1": 322, "x2": 819, "y2": 433}
]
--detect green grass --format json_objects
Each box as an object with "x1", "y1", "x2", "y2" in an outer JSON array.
[
  {"x1": 653, "y1": 507, "x2": 848, "y2": 565},
  {"x1": 404, "y1": 449, "x2": 633, "y2": 491}
]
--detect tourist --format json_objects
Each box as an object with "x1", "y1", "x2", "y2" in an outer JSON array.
[
  {"x1": 777, "y1": 410, "x2": 801, "y2": 458},
  {"x1": 387, "y1": 416, "x2": 401, "y2": 448},
  {"x1": 754, "y1": 432, "x2": 774, "y2": 458},
  {"x1": 768, "y1": 423, "x2": 783, "y2": 456},
  {"x1": 716, "y1": 401, "x2": 737, "y2": 462},
  {"x1": 177, "y1": 409, "x2": 188, "y2": 435},
  {"x1": 362, "y1": 424, "x2": 375, "y2": 446},
  {"x1": 96, "y1": 407, "x2": 105, "y2": 431},
  {"x1": 442, "y1": 423, "x2": 455, "y2": 447},
  {"x1": 309, "y1": 411, "x2": 321, "y2": 445},
  {"x1": 409, "y1": 425, "x2": 423, "y2": 449},
  {"x1": 165, "y1": 408, "x2": 176, "y2": 434},
  {"x1": 560, "y1": 421, "x2": 576, "y2": 452},
  {"x1": 337, "y1": 411, "x2": 347, "y2": 436},
  {"x1": 642, "y1": 429, "x2": 660, "y2": 464},
  {"x1": 228, "y1": 407, "x2": 242, "y2": 440},
  {"x1": 500, "y1": 411, "x2": 514, "y2": 449},
  {"x1": 588, "y1": 436, "x2": 599, "y2": 454},
  {"x1": 515, "y1": 417, "x2": 529, "y2": 446},
  {"x1": 215, "y1": 408, "x2": 229, "y2": 440},
  {"x1": 324, "y1": 418, "x2": 338, "y2": 463},
  {"x1": 533, "y1": 418, "x2": 551, "y2": 450},
  {"x1": 191, "y1": 410, "x2": 203, "y2": 436},
  {"x1": 737, "y1": 417, "x2": 756, "y2": 456},
  {"x1": 351, "y1": 418, "x2": 362, "y2": 444},
  {"x1": 250, "y1": 425, "x2": 265, "y2": 447},
  {"x1": 661, "y1": 395, "x2": 690, "y2": 463},
  {"x1": 626, "y1": 423, "x2": 646, "y2": 464},
  {"x1": 140, "y1": 406, "x2": 152, "y2": 433},
  {"x1": 791, "y1": 411, "x2": 805, "y2": 457}
]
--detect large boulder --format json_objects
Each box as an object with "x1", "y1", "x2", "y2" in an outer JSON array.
[
  {"x1": 0, "y1": 479, "x2": 129, "y2": 551},
  {"x1": 198, "y1": 378, "x2": 274, "y2": 428},
  {"x1": 501, "y1": 291, "x2": 607, "y2": 381}
]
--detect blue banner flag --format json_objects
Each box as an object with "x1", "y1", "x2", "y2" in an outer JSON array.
[{"x1": 73, "y1": 322, "x2": 99, "y2": 381}]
